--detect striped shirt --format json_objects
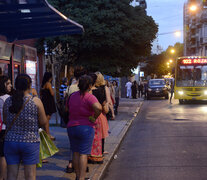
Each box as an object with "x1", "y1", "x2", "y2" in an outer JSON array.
[{"x1": 59, "y1": 84, "x2": 68, "y2": 99}]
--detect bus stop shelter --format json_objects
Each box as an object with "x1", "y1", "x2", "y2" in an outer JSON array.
[
  {"x1": 0, "y1": 0, "x2": 84, "y2": 42},
  {"x1": 0, "y1": 0, "x2": 84, "y2": 82}
]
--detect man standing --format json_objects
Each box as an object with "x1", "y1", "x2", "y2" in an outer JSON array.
[
  {"x1": 170, "y1": 79, "x2": 174, "y2": 104},
  {"x1": 125, "y1": 80, "x2": 132, "y2": 98}
]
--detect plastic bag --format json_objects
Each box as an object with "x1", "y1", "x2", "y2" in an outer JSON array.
[{"x1": 37, "y1": 129, "x2": 59, "y2": 168}]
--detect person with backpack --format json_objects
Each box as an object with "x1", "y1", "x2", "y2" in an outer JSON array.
[{"x1": 0, "y1": 75, "x2": 12, "y2": 180}]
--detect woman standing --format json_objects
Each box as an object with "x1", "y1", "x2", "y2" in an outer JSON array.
[
  {"x1": 3, "y1": 74, "x2": 47, "y2": 180},
  {"x1": 40, "y1": 72, "x2": 56, "y2": 140},
  {"x1": 113, "y1": 81, "x2": 120, "y2": 115},
  {"x1": 0, "y1": 75, "x2": 12, "y2": 180},
  {"x1": 67, "y1": 75, "x2": 102, "y2": 180},
  {"x1": 104, "y1": 79, "x2": 115, "y2": 120},
  {"x1": 88, "y1": 73, "x2": 109, "y2": 164},
  {"x1": 131, "y1": 81, "x2": 138, "y2": 99},
  {"x1": 95, "y1": 72, "x2": 110, "y2": 154}
]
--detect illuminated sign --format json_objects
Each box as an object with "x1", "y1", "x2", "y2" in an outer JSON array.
[{"x1": 182, "y1": 58, "x2": 207, "y2": 64}]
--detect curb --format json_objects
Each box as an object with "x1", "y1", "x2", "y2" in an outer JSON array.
[{"x1": 92, "y1": 101, "x2": 144, "y2": 180}]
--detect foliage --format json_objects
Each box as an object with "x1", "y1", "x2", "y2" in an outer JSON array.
[
  {"x1": 40, "y1": 0, "x2": 158, "y2": 76},
  {"x1": 144, "y1": 42, "x2": 184, "y2": 77}
]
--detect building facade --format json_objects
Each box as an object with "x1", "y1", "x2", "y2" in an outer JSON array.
[{"x1": 184, "y1": 0, "x2": 207, "y2": 56}]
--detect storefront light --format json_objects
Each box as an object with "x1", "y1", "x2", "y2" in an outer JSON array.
[{"x1": 204, "y1": 91, "x2": 207, "y2": 95}]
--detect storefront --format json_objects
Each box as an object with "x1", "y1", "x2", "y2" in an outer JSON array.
[
  {"x1": 0, "y1": 40, "x2": 38, "y2": 88},
  {"x1": 0, "y1": 0, "x2": 84, "y2": 89}
]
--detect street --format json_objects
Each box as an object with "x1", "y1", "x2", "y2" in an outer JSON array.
[{"x1": 103, "y1": 98, "x2": 207, "y2": 180}]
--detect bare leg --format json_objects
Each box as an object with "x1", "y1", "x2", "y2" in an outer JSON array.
[
  {"x1": 7, "y1": 164, "x2": 19, "y2": 180},
  {"x1": 73, "y1": 152, "x2": 80, "y2": 179},
  {"x1": 79, "y1": 154, "x2": 88, "y2": 180},
  {"x1": 24, "y1": 165, "x2": 36, "y2": 180},
  {"x1": 170, "y1": 92, "x2": 173, "y2": 103},
  {"x1": 45, "y1": 115, "x2": 51, "y2": 135},
  {"x1": 0, "y1": 157, "x2": 7, "y2": 180},
  {"x1": 109, "y1": 103, "x2": 115, "y2": 120}
]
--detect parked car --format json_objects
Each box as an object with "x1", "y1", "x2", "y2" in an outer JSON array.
[{"x1": 147, "y1": 79, "x2": 169, "y2": 100}]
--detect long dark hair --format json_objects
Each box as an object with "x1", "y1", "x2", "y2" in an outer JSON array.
[
  {"x1": 9, "y1": 74, "x2": 31, "y2": 114},
  {"x1": 41, "y1": 72, "x2": 52, "y2": 88},
  {"x1": 0, "y1": 75, "x2": 10, "y2": 96},
  {"x1": 89, "y1": 73, "x2": 97, "y2": 86},
  {"x1": 78, "y1": 75, "x2": 92, "y2": 95}
]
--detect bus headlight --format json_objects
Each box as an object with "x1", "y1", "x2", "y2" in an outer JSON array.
[
  {"x1": 204, "y1": 91, "x2": 207, "y2": 95},
  {"x1": 178, "y1": 91, "x2": 184, "y2": 95}
]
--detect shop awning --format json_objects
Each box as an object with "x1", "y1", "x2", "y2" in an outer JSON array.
[{"x1": 0, "y1": 0, "x2": 84, "y2": 42}]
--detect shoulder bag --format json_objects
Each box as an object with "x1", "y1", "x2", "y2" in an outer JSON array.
[{"x1": 0, "y1": 96, "x2": 32, "y2": 142}]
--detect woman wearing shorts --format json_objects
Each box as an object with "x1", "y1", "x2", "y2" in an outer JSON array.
[
  {"x1": 67, "y1": 75, "x2": 102, "y2": 180},
  {"x1": 3, "y1": 74, "x2": 47, "y2": 180}
]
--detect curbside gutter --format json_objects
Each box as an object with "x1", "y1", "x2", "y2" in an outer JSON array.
[{"x1": 91, "y1": 101, "x2": 144, "y2": 180}]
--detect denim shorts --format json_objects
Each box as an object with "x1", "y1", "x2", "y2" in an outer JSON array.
[
  {"x1": 67, "y1": 125, "x2": 94, "y2": 155},
  {"x1": 4, "y1": 141, "x2": 40, "y2": 165}
]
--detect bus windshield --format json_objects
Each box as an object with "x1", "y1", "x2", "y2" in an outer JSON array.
[{"x1": 176, "y1": 64, "x2": 207, "y2": 87}]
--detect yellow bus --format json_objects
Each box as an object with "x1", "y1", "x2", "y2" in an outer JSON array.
[{"x1": 174, "y1": 56, "x2": 207, "y2": 104}]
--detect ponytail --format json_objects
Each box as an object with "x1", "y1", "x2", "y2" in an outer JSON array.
[
  {"x1": 9, "y1": 90, "x2": 24, "y2": 114},
  {"x1": 9, "y1": 74, "x2": 31, "y2": 114}
]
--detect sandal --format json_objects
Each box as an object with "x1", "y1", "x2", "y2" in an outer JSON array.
[
  {"x1": 42, "y1": 159, "x2": 48, "y2": 163},
  {"x1": 65, "y1": 166, "x2": 74, "y2": 173},
  {"x1": 49, "y1": 135, "x2": 56, "y2": 141}
]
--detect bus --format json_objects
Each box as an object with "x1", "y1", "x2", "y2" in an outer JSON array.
[{"x1": 174, "y1": 56, "x2": 207, "y2": 104}]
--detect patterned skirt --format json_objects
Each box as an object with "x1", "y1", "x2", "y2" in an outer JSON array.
[
  {"x1": 100, "y1": 113, "x2": 109, "y2": 139},
  {"x1": 88, "y1": 116, "x2": 103, "y2": 163}
]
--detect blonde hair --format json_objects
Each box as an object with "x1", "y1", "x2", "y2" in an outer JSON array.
[{"x1": 95, "y1": 72, "x2": 105, "y2": 87}]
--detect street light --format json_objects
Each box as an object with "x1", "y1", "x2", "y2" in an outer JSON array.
[
  {"x1": 174, "y1": 31, "x2": 181, "y2": 37},
  {"x1": 169, "y1": 59, "x2": 173, "y2": 63},
  {"x1": 189, "y1": 5, "x2": 197, "y2": 12},
  {"x1": 170, "y1": 49, "x2": 175, "y2": 54}
]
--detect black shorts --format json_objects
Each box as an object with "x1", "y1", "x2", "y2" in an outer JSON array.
[{"x1": 0, "y1": 130, "x2": 5, "y2": 157}]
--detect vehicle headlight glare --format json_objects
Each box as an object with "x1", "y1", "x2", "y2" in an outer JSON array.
[
  {"x1": 178, "y1": 91, "x2": 184, "y2": 95},
  {"x1": 204, "y1": 91, "x2": 207, "y2": 95},
  {"x1": 148, "y1": 88, "x2": 152, "y2": 91}
]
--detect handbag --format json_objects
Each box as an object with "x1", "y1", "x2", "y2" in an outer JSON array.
[
  {"x1": 37, "y1": 128, "x2": 59, "y2": 168},
  {"x1": 0, "y1": 96, "x2": 31, "y2": 142}
]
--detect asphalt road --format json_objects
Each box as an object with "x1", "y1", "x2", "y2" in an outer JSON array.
[{"x1": 103, "y1": 98, "x2": 207, "y2": 180}]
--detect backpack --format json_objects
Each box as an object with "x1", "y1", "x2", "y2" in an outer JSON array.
[{"x1": 56, "y1": 94, "x2": 72, "y2": 125}]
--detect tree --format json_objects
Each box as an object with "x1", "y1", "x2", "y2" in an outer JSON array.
[
  {"x1": 144, "y1": 42, "x2": 184, "y2": 77},
  {"x1": 41, "y1": 0, "x2": 158, "y2": 76}
]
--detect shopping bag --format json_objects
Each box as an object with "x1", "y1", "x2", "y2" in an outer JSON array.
[{"x1": 37, "y1": 129, "x2": 59, "y2": 168}]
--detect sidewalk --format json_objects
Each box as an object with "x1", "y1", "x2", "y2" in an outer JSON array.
[{"x1": 18, "y1": 98, "x2": 143, "y2": 180}]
